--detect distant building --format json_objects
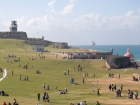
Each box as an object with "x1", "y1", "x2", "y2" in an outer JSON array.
[
  {"x1": 56, "y1": 49, "x2": 113, "y2": 59},
  {"x1": 94, "y1": 48, "x2": 113, "y2": 59},
  {"x1": 53, "y1": 42, "x2": 68, "y2": 48},
  {"x1": 124, "y1": 48, "x2": 135, "y2": 61},
  {"x1": 0, "y1": 21, "x2": 27, "y2": 40},
  {"x1": 31, "y1": 45, "x2": 44, "y2": 52}
]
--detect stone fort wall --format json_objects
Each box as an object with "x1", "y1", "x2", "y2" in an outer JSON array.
[
  {"x1": 0, "y1": 32, "x2": 27, "y2": 40},
  {"x1": 25, "y1": 38, "x2": 53, "y2": 47}
]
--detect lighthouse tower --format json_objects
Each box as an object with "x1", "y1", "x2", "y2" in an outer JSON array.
[{"x1": 10, "y1": 21, "x2": 18, "y2": 32}]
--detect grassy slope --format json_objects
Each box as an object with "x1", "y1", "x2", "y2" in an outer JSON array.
[{"x1": 0, "y1": 39, "x2": 139, "y2": 105}]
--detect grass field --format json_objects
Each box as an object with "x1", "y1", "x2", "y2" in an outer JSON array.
[{"x1": 0, "y1": 39, "x2": 139, "y2": 105}]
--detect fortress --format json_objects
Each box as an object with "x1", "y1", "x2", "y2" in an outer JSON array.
[
  {"x1": 0, "y1": 20, "x2": 68, "y2": 49},
  {"x1": 0, "y1": 21, "x2": 27, "y2": 40}
]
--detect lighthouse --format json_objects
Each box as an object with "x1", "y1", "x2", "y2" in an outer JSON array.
[{"x1": 10, "y1": 21, "x2": 18, "y2": 32}]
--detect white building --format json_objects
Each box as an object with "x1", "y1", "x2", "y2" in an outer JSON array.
[{"x1": 31, "y1": 45, "x2": 44, "y2": 52}]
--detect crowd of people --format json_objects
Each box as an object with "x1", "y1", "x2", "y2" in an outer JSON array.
[
  {"x1": 128, "y1": 89, "x2": 139, "y2": 99},
  {"x1": 2, "y1": 99, "x2": 18, "y2": 105},
  {"x1": 1, "y1": 51, "x2": 140, "y2": 105}
]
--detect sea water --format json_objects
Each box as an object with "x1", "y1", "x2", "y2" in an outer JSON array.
[{"x1": 72, "y1": 45, "x2": 140, "y2": 60}]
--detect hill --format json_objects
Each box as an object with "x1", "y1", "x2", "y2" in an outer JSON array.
[{"x1": 0, "y1": 39, "x2": 139, "y2": 105}]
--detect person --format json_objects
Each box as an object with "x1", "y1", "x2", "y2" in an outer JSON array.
[
  {"x1": 24, "y1": 76, "x2": 26, "y2": 81},
  {"x1": 43, "y1": 83, "x2": 45, "y2": 89},
  {"x1": 80, "y1": 101, "x2": 84, "y2": 105},
  {"x1": 64, "y1": 71, "x2": 66, "y2": 75},
  {"x1": 46, "y1": 85, "x2": 50, "y2": 90},
  {"x1": 111, "y1": 84, "x2": 114, "y2": 92},
  {"x1": 135, "y1": 90, "x2": 138, "y2": 99},
  {"x1": 43, "y1": 92, "x2": 46, "y2": 102},
  {"x1": 120, "y1": 84, "x2": 123, "y2": 91},
  {"x1": 82, "y1": 78, "x2": 84, "y2": 84},
  {"x1": 8, "y1": 102, "x2": 11, "y2": 105},
  {"x1": 94, "y1": 73, "x2": 95, "y2": 77},
  {"x1": 65, "y1": 85, "x2": 68, "y2": 93},
  {"x1": 114, "y1": 84, "x2": 116, "y2": 91},
  {"x1": 97, "y1": 88, "x2": 101, "y2": 96},
  {"x1": 68, "y1": 69, "x2": 69, "y2": 75},
  {"x1": 109, "y1": 84, "x2": 111, "y2": 91},
  {"x1": 3, "y1": 102, "x2": 7, "y2": 105},
  {"x1": 92, "y1": 85, "x2": 94, "y2": 93},
  {"x1": 13, "y1": 99, "x2": 18, "y2": 105},
  {"x1": 46, "y1": 93, "x2": 49, "y2": 102},
  {"x1": 96, "y1": 101, "x2": 100, "y2": 105},
  {"x1": 12, "y1": 71, "x2": 13, "y2": 75},
  {"x1": 97, "y1": 80, "x2": 98, "y2": 84},
  {"x1": 118, "y1": 74, "x2": 120, "y2": 79},
  {"x1": 38, "y1": 93, "x2": 40, "y2": 101},
  {"x1": 127, "y1": 89, "x2": 130, "y2": 98},
  {"x1": 19, "y1": 74, "x2": 21, "y2": 80},
  {"x1": 138, "y1": 77, "x2": 140, "y2": 83},
  {"x1": 26, "y1": 76, "x2": 28, "y2": 81}
]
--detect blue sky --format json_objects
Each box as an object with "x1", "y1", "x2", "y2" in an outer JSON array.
[{"x1": 0, "y1": 0, "x2": 140, "y2": 45}]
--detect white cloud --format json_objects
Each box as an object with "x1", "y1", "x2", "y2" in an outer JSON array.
[
  {"x1": 125, "y1": 11, "x2": 134, "y2": 17},
  {"x1": 46, "y1": 0, "x2": 56, "y2": 14},
  {"x1": 60, "y1": 0, "x2": 75, "y2": 15},
  {"x1": 47, "y1": 0, "x2": 55, "y2": 7},
  {"x1": 0, "y1": 10, "x2": 140, "y2": 45}
]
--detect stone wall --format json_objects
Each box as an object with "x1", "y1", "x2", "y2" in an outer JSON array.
[
  {"x1": 25, "y1": 38, "x2": 52, "y2": 47},
  {"x1": 106, "y1": 55, "x2": 131, "y2": 69},
  {"x1": 0, "y1": 32, "x2": 27, "y2": 40}
]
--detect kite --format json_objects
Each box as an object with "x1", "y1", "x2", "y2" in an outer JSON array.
[{"x1": 92, "y1": 41, "x2": 96, "y2": 46}]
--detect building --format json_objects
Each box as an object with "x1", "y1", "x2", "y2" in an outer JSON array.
[
  {"x1": 0, "y1": 21, "x2": 27, "y2": 40},
  {"x1": 94, "y1": 48, "x2": 113, "y2": 59},
  {"x1": 106, "y1": 55, "x2": 131, "y2": 69},
  {"x1": 53, "y1": 42, "x2": 68, "y2": 48},
  {"x1": 124, "y1": 48, "x2": 135, "y2": 61},
  {"x1": 31, "y1": 45, "x2": 44, "y2": 52}
]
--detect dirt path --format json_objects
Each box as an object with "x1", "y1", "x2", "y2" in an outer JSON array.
[{"x1": 86, "y1": 77, "x2": 140, "y2": 105}]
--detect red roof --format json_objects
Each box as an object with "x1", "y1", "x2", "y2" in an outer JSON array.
[{"x1": 124, "y1": 52, "x2": 134, "y2": 58}]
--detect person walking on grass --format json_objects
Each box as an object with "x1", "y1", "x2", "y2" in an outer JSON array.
[
  {"x1": 135, "y1": 90, "x2": 138, "y2": 99},
  {"x1": 43, "y1": 92, "x2": 46, "y2": 102},
  {"x1": 43, "y1": 83, "x2": 45, "y2": 89},
  {"x1": 109, "y1": 84, "x2": 111, "y2": 91},
  {"x1": 68, "y1": 69, "x2": 69, "y2": 75},
  {"x1": 97, "y1": 80, "x2": 98, "y2": 84},
  {"x1": 12, "y1": 71, "x2": 13, "y2": 76},
  {"x1": 118, "y1": 74, "x2": 120, "y2": 79},
  {"x1": 96, "y1": 101, "x2": 100, "y2": 105},
  {"x1": 82, "y1": 78, "x2": 84, "y2": 84},
  {"x1": 8, "y1": 102, "x2": 11, "y2": 105},
  {"x1": 97, "y1": 88, "x2": 101, "y2": 96},
  {"x1": 3, "y1": 102, "x2": 7, "y2": 105},
  {"x1": 38, "y1": 93, "x2": 40, "y2": 101},
  {"x1": 92, "y1": 85, "x2": 94, "y2": 93},
  {"x1": 65, "y1": 85, "x2": 68, "y2": 93},
  {"x1": 19, "y1": 74, "x2": 21, "y2": 80}
]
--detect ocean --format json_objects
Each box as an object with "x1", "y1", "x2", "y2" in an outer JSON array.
[{"x1": 72, "y1": 45, "x2": 140, "y2": 60}]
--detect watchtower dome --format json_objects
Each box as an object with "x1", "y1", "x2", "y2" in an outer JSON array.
[{"x1": 10, "y1": 21, "x2": 18, "y2": 32}]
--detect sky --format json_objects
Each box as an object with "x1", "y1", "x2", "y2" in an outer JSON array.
[{"x1": 0, "y1": 0, "x2": 140, "y2": 45}]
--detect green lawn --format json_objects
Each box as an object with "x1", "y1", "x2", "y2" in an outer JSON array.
[{"x1": 0, "y1": 39, "x2": 139, "y2": 105}]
